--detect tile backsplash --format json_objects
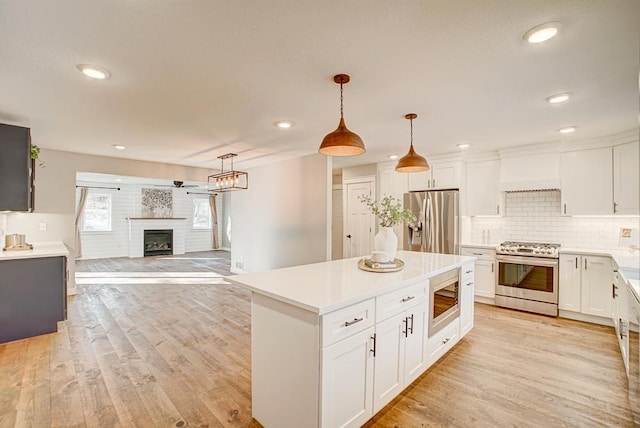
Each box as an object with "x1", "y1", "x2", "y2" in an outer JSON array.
[{"x1": 469, "y1": 190, "x2": 639, "y2": 249}]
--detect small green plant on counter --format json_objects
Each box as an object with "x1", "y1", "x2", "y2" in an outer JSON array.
[
  {"x1": 359, "y1": 194, "x2": 416, "y2": 228},
  {"x1": 31, "y1": 144, "x2": 45, "y2": 167}
]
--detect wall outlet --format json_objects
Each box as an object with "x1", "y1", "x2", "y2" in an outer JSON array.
[
  {"x1": 39, "y1": 222, "x2": 47, "y2": 231},
  {"x1": 235, "y1": 261, "x2": 244, "y2": 269}
]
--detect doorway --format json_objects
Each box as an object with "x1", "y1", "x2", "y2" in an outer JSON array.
[{"x1": 343, "y1": 178, "x2": 375, "y2": 259}]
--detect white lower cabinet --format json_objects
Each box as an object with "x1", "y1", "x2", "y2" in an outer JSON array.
[
  {"x1": 427, "y1": 320, "x2": 460, "y2": 366},
  {"x1": 372, "y1": 301, "x2": 427, "y2": 412},
  {"x1": 461, "y1": 247, "x2": 495, "y2": 299},
  {"x1": 460, "y1": 268, "x2": 475, "y2": 336},
  {"x1": 559, "y1": 253, "x2": 612, "y2": 319},
  {"x1": 321, "y1": 327, "x2": 375, "y2": 428}
]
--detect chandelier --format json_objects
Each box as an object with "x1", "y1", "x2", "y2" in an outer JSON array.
[{"x1": 207, "y1": 153, "x2": 248, "y2": 192}]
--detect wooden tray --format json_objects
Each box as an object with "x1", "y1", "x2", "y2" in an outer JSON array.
[{"x1": 358, "y1": 258, "x2": 405, "y2": 273}]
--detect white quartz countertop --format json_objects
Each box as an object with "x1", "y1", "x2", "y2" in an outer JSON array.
[
  {"x1": 461, "y1": 243, "x2": 498, "y2": 250},
  {"x1": 560, "y1": 247, "x2": 640, "y2": 270},
  {"x1": 0, "y1": 241, "x2": 69, "y2": 260},
  {"x1": 227, "y1": 250, "x2": 475, "y2": 315}
]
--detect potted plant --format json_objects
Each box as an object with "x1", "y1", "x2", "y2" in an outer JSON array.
[{"x1": 359, "y1": 194, "x2": 416, "y2": 261}]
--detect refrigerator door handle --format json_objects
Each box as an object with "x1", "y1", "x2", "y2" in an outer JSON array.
[{"x1": 425, "y1": 196, "x2": 432, "y2": 252}]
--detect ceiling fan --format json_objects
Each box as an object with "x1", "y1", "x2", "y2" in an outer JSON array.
[{"x1": 152, "y1": 180, "x2": 201, "y2": 189}]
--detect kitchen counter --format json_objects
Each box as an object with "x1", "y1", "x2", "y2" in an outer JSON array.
[
  {"x1": 0, "y1": 241, "x2": 69, "y2": 260},
  {"x1": 227, "y1": 250, "x2": 475, "y2": 315},
  {"x1": 461, "y1": 243, "x2": 498, "y2": 249},
  {"x1": 559, "y1": 247, "x2": 640, "y2": 270}
]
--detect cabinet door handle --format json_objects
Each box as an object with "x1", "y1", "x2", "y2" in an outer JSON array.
[
  {"x1": 401, "y1": 296, "x2": 415, "y2": 303},
  {"x1": 442, "y1": 337, "x2": 450, "y2": 345},
  {"x1": 614, "y1": 202, "x2": 618, "y2": 213},
  {"x1": 409, "y1": 314, "x2": 414, "y2": 335},
  {"x1": 433, "y1": 179, "x2": 436, "y2": 187},
  {"x1": 564, "y1": 203, "x2": 567, "y2": 215},
  {"x1": 465, "y1": 269, "x2": 473, "y2": 274},
  {"x1": 491, "y1": 263, "x2": 494, "y2": 273},
  {"x1": 344, "y1": 317, "x2": 363, "y2": 327},
  {"x1": 575, "y1": 257, "x2": 578, "y2": 269},
  {"x1": 584, "y1": 259, "x2": 587, "y2": 271},
  {"x1": 403, "y1": 317, "x2": 408, "y2": 337},
  {"x1": 497, "y1": 204, "x2": 500, "y2": 215},
  {"x1": 472, "y1": 252, "x2": 483, "y2": 256},
  {"x1": 370, "y1": 333, "x2": 376, "y2": 357}
]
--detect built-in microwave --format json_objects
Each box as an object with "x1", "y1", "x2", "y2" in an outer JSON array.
[{"x1": 428, "y1": 268, "x2": 460, "y2": 337}]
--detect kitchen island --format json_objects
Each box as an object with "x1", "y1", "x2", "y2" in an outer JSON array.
[{"x1": 227, "y1": 250, "x2": 475, "y2": 428}]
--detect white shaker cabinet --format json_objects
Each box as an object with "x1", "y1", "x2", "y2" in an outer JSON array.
[
  {"x1": 465, "y1": 160, "x2": 502, "y2": 216},
  {"x1": 561, "y1": 148, "x2": 613, "y2": 215},
  {"x1": 407, "y1": 160, "x2": 461, "y2": 191},
  {"x1": 613, "y1": 141, "x2": 640, "y2": 215},
  {"x1": 461, "y1": 246, "x2": 496, "y2": 300},
  {"x1": 559, "y1": 253, "x2": 612, "y2": 318},
  {"x1": 459, "y1": 264, "x2": 475, "y2": 336},
  {"x1": 581, "y1": 255, "x2": 613, "y2": 318},
  {"x1": 321, "y1": 327, "x2": 375, "y2": 428},
  {"x1": 377, "y1": 162, "x2": 409, "y2": 248}
]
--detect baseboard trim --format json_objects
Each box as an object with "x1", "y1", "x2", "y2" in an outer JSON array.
[
  {"x1": 474, "y1": 296, "x2": 495, "y2": 305},
  {"x1": 559, "y1": 310, "x2": 613, "y2": 327}
]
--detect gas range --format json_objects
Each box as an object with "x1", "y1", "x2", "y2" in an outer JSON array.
[{"x1": 496, "y1": 241, "x2": 561, "y2": 258}]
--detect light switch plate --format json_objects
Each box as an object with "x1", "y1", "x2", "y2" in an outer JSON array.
[{"x1": 39, "y1": 222, "x2": 47, "y2": 231}]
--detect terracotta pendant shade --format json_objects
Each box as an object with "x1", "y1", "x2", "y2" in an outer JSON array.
[
  {"x1": 319, "y1": 74, "x2": 365, "y2": 157},
  {"x1": 395, "y1": 113, "x2": 429, "y2": 173}
]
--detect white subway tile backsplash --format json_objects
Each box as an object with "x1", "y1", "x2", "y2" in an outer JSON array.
[{"x1": 469, "y1": 190, "x2": 638, "y2": 249}]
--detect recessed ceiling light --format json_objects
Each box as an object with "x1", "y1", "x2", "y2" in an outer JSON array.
[
  {"x1": 388, "y1": 154, "x2": 399, "y2": 160},
  {"x1": 76, "y1": 64, "x2": 111, "y2": 80},
  {"x1": 546, "y1": 93, "x2": 571, "y2": 104},
  {"x1": 113, "y1": 144, "x2": 126, "y2": 150},
  {"x1": 457, "y1": 143, "x2": 470, "y2": 149},
  {"x1": 275, "y1": 120, "x2": 294, "y2": 129},
  {"x1": 523, "y1": 22, "x2": 559, "y2": 44},
  {"x1": 559, "y1": 126, "x2": 577, "y2": 134}
]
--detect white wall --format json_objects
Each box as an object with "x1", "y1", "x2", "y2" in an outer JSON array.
[
  {"x1": 468, "y1": 190, "x2": 640, "y2": 249},
  {"x1": 231, "y1": 153, "x2": 331, "y2": 273},
  {"x1": 5, "y1": 148, "x2": 216, "y2": 290}
]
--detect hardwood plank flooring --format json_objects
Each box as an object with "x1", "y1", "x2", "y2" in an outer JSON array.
[{"x1": 0, "y1": 251, "x2": 634, "y2": 427}]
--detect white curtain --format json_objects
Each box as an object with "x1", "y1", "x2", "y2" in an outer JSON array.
[
  {"x1": 209, "y1": 194, "x2": 219, "y2": 249},
  {"x1": 75, "y1": 188, "x2": 89, "y2": 258}
]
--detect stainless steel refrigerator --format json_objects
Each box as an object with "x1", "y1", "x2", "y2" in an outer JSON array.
[{"x1": 403, "y1": 190, "x2": 460, "y2": 254}]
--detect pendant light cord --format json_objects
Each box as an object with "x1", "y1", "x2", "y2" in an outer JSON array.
[
  {"x1": 340, "y1": 81, "x2": 344, "y2": 119},
  {"x1": 410, "y1": 117, "x2": 414, "y2": 148}
]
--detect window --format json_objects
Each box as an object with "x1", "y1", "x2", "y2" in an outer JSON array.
[
  {"x1": 193, "y1": 199, "x2": 212, "y2": 229},
  {"x1": 82, "y1": 193, "x2": 112, "y2": 231}
]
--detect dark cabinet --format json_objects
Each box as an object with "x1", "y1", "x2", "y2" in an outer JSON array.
[
  {"x1": 0, "y1": 123, "x2": 34, "y2": 212},
  {"x1": 0, "y1": 256, "x2": 67, "y2": 343}
]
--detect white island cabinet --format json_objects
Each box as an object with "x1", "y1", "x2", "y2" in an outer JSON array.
[{"x1": 227, "y1": 250, "x2": 475, "y2": 428}]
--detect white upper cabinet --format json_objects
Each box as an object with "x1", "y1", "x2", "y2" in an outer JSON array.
[
  {"x1": 561, "y1": 147, "x2": 613, "y2": 215},
  {"x1": 613, "y1": 141, "x2": 639, "y2": 215},
  {"x1": 407, "y1": 160, "x2": 462, "y2": 191},
  {"x1": 499, "y1": 151, "x2": 561, "y2": 192},
  {"x1": 377, "y1": 162, "x2": 408, "y2": 200},
  {"x1": 465, "y1": 159, "x2": 502, "y2": 216}
]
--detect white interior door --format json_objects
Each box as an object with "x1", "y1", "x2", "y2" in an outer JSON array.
[
  {"x1": 331, "y1": 187, "x2": 343, "y2": 260},
  {"x1": 344, "y1": 180, "x2": 375, "y2": 258}
]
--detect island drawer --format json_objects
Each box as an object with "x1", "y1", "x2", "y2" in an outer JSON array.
[
  {"x1": 321, "y1": 298, "x2": 375, "y2": 347},
  {"x1": 426, "y1": 319, "x2": 459, "y2": 366},
  {"x1": 461, "y1": 247, "x2": 495, "y2": 261},
  {"x1": 376, "y1": 281, "x2": 427, "y2": 322}
]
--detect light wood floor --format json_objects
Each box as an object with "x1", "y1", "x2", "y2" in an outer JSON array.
[{"x1": 0, "y1": 252, "x2": 634, "y2": 427}]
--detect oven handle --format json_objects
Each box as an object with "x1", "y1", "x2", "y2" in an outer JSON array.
[{"x1": 495, "y1": 254, "x2": 559, "y2": 267}]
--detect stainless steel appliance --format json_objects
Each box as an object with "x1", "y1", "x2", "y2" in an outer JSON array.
[
  {"x1": 495, "y1": 241, "x2": 560, "y2": 316},
  {"x1": 403, "y1": 190, "x2": 459, "y2": 255},
  {"x1": 429, "y1": 268, "x2": 460, "y2": 336}
]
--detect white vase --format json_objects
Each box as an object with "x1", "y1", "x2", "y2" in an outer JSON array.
[{"x1": 374, "y1": 227, "x2": 398, "y2": 262}]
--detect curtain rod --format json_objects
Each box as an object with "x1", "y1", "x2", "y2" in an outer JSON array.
[
  {"x1": 187, "y1": 191, "x2": 218, "y2": 196},
  {"x1": 76, "y1": 185, "x2": 121, "y2": 191}
]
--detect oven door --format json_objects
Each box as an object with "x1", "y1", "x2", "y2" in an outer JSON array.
[{"x1": 495, "y1": 254, "x2": 558, "y2": 304}]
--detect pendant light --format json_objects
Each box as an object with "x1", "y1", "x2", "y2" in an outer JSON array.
[
  {"x1": 319, "y1": 74, "x2": 365, "y2": 156},
  {"x1": 395, "y1": 113, "x2": 429, "y2": 173}
]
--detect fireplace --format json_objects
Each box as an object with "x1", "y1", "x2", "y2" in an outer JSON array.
[{"x1": 143, "y1": 229, "x2": 173, "y2": 256}]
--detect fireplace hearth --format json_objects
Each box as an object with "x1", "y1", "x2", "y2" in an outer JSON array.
[{"x1": 143, "y1": 229, "x2": 173, "y2": 256}]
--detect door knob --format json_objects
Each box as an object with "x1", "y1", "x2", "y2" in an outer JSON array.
[{"x1": 346, "y1": 234, "x2": 352, "y2": 238}]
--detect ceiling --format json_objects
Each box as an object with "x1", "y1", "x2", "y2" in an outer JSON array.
[{"x1": 1, "y1": 1, "x2": 638, "y2": 172}]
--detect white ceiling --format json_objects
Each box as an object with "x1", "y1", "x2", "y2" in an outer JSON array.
[{"x1": 1, "y1": 1, "x2": 638, "y2": 172}]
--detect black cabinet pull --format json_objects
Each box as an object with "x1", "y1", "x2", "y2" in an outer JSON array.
[
  {"x1": 402, "y1": 317, "x2": 408, "y2": 337},
  {"x1": 370, "y1": 334, "x2": 376, "y2": 357},
  {"x1": 401, "y1": 296, "x2": 415, "y2": 303},
  {"x1": 344, "y1": 317, "x2": 363, "y2": 327},
  {"x1": 409, "y1": 314, "x2": 414, "y2": 335}
]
